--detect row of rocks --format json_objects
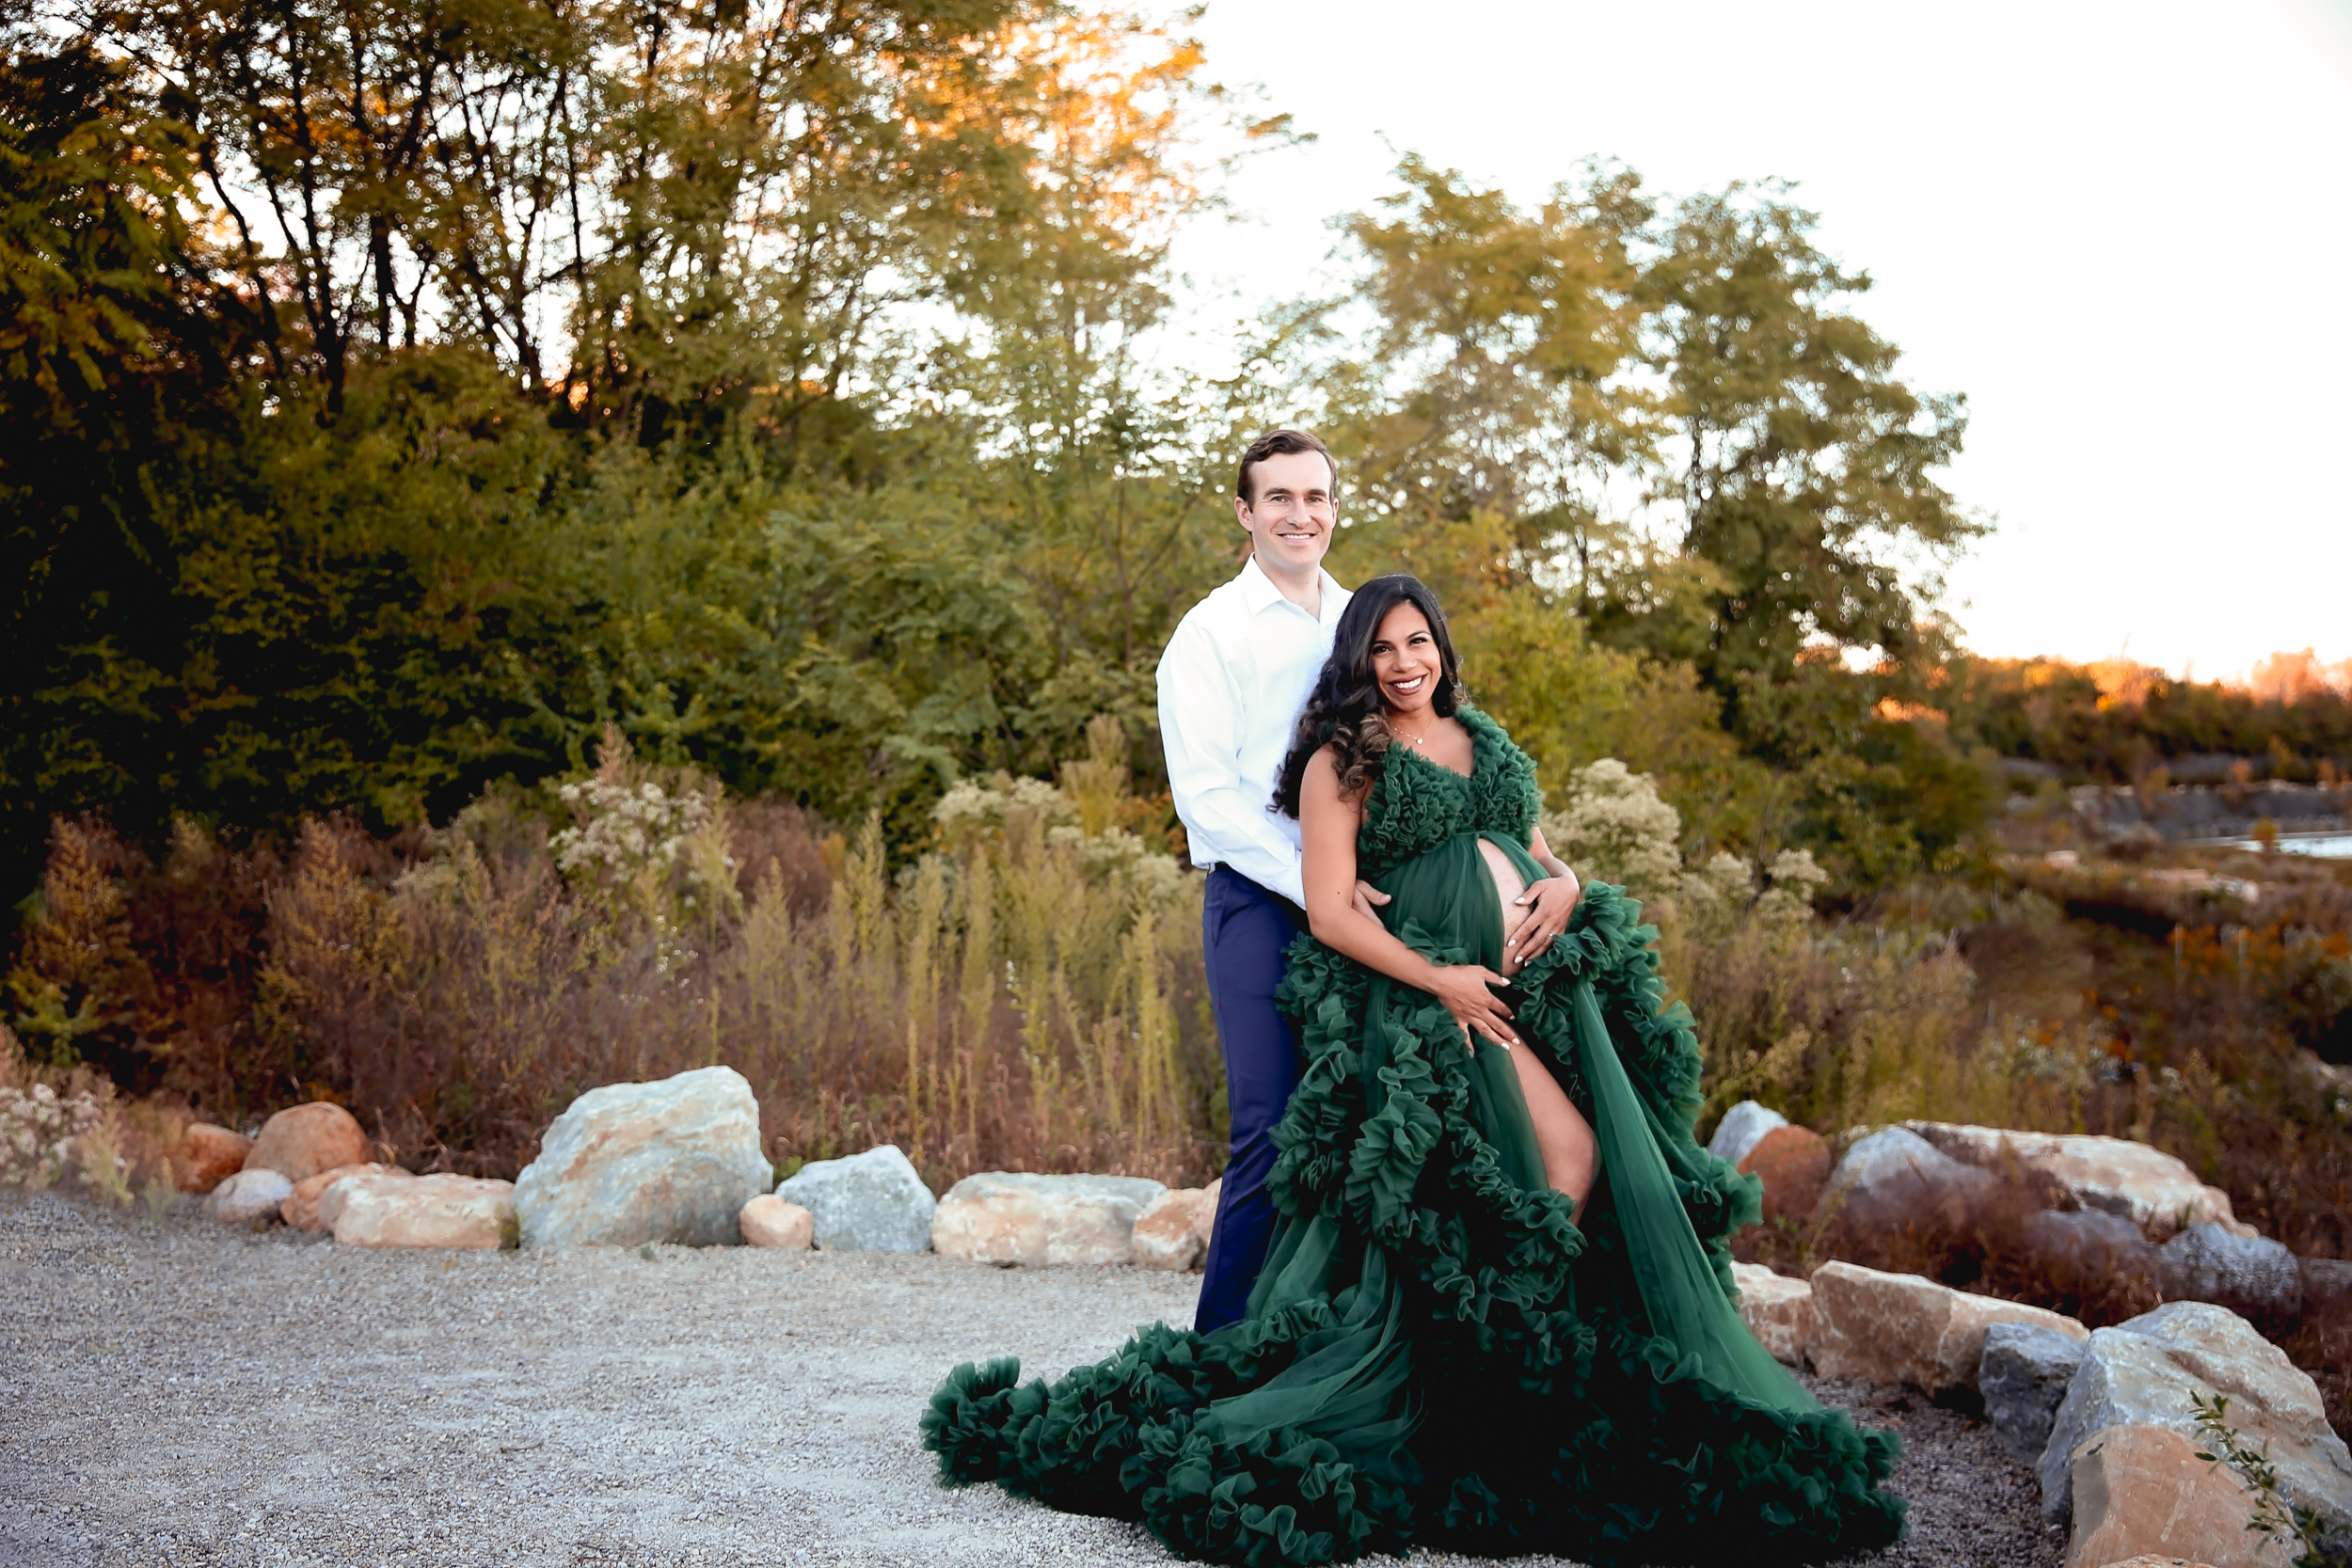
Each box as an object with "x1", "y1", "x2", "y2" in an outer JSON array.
[
  {"x1": 766, "y1": 1143, "x2": 1219, "y2": 1268},
  {"x1": 1729, "y1": 1259, "x2": 2351, "y2": 1566},
  {"x1": 183, "y1": 1069, "x2": 1222, "y2": 1267},
  {"x1": 1709, "y1": 1102, "x2": 2350, "y2": 1327}
]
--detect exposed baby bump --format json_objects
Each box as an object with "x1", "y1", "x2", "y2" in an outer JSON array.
[{"x1": 1477, "y1": 838, "x2": 1528, "y2": 974}]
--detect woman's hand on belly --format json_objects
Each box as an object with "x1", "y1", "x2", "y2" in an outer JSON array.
[{"x1": 1503, "y1": 872, "x2": 1582, "y2": 970}]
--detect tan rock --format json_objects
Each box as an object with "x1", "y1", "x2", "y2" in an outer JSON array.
[
  {"x1": 1132, "y1": 1179, "x2": 1221, "y2": 1272},
  {"x1": 329, "y1": 1173, "x2": 517, "y2": 1249},
  {"x1": 1809, "y1": 1259, "x2": 2089, "y2": 1397},
  {"x1": 1730, "y1": 1262, "x2": 1812, "y2": 1367},
  {"x1": 2042, "y1": 1302, "x2": 2352, "y2": 1534},
  {"x1": 1905, "y1": 1123, "x2": 2246, "y2": 1242},
  {"x1": 2093, "y1": 1559, "x2": 2220, "y2": 1568},
  {"x1": 176, "y1": 1123, "x2": 253, "y2": 1194},
  {"x1": 280, "y1": 1163, "x2": 403, "y2": 1231},
  {"x1": 1740, "y1": 1125, "x2": 1831, "y2": 1225},
  {"x1": 2066, "y1": 1424, "x2": 2292, "y2": 1568},
  {"x1": 739, "y1": 1195, "x2": 814, "y2": 1249},
  {"x1": 243, "y1": 1102, "x2": 373, "y2": 1184},
  {"x1": 931, "y1": 1172, "x2": 1167, "y2": 1266}
]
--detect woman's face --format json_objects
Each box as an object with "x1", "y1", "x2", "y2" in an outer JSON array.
[{"x1": 1369, "y1": 601, "x2": 1441, "y2": 719}]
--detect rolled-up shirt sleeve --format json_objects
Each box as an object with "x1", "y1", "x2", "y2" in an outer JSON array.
[{"x1": 1158, "y1": 617, "x2": 1308, "y2": 908}]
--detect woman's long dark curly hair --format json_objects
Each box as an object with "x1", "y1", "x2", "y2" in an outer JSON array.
[{"x1": 1273, "y1": 575, "x2": 1464, "y2": 819}]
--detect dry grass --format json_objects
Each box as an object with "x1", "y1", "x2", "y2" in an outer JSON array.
[{"x1": 8, "y1": 724, "x2": 1221, "y2": 1195}]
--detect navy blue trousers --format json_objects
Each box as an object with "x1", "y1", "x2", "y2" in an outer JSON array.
[{"x1": 1194, "y1": 867, "x2": 1306, "y2": 1334}]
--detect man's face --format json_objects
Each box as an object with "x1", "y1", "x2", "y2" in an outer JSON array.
[{"x1": 1235, "y1": 450, "x2": 1338, "y2": 577}]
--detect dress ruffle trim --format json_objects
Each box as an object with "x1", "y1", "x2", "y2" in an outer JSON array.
[{"x1": 926, "y1": 881, "x2": 1904, "y2": 1564}]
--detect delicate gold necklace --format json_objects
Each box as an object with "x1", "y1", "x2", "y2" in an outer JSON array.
[{"x1": 1391, "y1": 719, "x2": 1432, "y2": 749}]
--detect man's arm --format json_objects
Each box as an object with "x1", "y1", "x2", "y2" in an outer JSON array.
[{"x1": 1157, "y1": 618, "x2": 1309, "y2": 906}]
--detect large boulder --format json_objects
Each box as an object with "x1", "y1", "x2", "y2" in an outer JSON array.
[
  {"x1": 1817, "y1": 1127, "x2": 1996, "y2": 1237},
  {"x1": 1729, "y1": 1262, "x2": 1812, "y2": 1368},
  {"x1": 1708, "y1": 1100, "x2": 1788, "y2": 1167},
  {"x1": 514, "y1": 1066, "x2": 771, "y2": 1249},
  {"x1": 1740, "y1": 1125, "x2": 1832, "y2": 1226},
  {"x1": 281, "y1": 1162, "x2": 401, "y2": 1231},
  {"x1": 175, "y1": 1123, "x2": 252, "y2": 1194},
  {"x1": 330, "y1": 1173, "x2": 516, "y2": 1249},
  {"x1": 931, "y1": 1172, "x2": 1168, "y2": 1267},
  {"x1": 1905, "y1": 1122, "x2": 2244, "y2": 1242},
  {"x1": 244, "y1": 1102, "x2": 373, "y2": 1184},
  {"x1": 1808, "y1": 1259, "x2": 2087, "y2": 1399},
  {"x1": 1132, "y1": 1179, "x2": 1219, "y2": 1272},
  {"x1": 2063, "y1": 1423, "x2": 2293, "y2": 1568},
  {"x1": 2040, "y1": 1301, "x2": 2352, "y2": 1533},
  {"x1": 1980, "y1": 1321, "x2": 2089, "y2": 1465},
  {"x1": 202, "y1": 1166, "x2": 292, "y2": 1225},
  {"x1": 2157, "y1": 1224, "x2": 2303, "y2": 1323},
  {"x1": 738, "y1": 1195, "x2": 814, "y2": 1250},
  {"x1": 774, "y1": 1144, "x2": 936, "y2": 1252}
]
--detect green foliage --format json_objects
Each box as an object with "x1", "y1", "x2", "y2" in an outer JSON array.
[
  {"x1": 2192, "y1": 1390, "x2": 2346, "y2": 1568},
  {"x1": 2, "y1": 9, "x2": 2007, "y2": 908}
]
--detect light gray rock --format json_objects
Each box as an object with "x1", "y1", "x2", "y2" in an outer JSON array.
[
  {"x1": 1817, "y1": 1126, "x2": 1995, "y2": 1234},
  {"x1": 774, "y1": 1144, "x2": 936, "y2": 1253},
  {"x1": 202, "y1": 1167, "x2": 293, "y2": 1225},
  {"x1": 514, "y1": 1066, "x2": 771, "y2": 1249},
  {"x1": 2157, "y1": 1223, "x2": 2303, "y2": 1321},
  {"x1": 2039, "y1": 1300, "x2": 2352, "y2": 1532},
  {"x1": 1708, "y1": 1100, "x2": 1788, "y2": 1167},
  {"x1": 931, "y1": 1172, "x2": 1168, "y2": 1266},
  {"x1": 1979, "y1": 1321, "x2": 2086, "y2": 1465}
]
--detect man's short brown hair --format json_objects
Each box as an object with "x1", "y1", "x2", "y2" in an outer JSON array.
[{"x1": 1236, "y1": 428, "x2": 1339, "y2": 506}]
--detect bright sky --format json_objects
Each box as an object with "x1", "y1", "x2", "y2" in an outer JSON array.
[{"x1": 1164, "y1": 0, "x2": 2352, "y2": 681}]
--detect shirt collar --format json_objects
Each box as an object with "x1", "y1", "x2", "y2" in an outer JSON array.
[{"x1": 1238, "y1": 553, "x2": 1344, "y2": 622}]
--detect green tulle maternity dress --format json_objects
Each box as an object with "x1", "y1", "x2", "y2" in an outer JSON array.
[{"x1": 923, "y1": 708, "x2": 1906, "y2": 1565}]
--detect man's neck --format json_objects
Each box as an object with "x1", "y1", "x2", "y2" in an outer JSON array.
[{"x1": 1254, "y1": 552, "x2": 1324, "y2": 617}]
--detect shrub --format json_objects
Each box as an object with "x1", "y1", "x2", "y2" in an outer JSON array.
[{"x1": 0, "y1": 1023, "x2": 181, "y2": 1210}]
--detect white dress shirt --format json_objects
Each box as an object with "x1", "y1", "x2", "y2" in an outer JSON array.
[{"x1": 1156, "y1": 555, "x2": 1351, "y2": 907}]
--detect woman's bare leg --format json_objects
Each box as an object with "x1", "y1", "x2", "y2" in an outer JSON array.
[{"x1": 1505, "y1": 1041, "x2": 1598, "y2": 1223}]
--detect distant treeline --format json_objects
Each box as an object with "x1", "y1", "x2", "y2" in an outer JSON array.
[{"x1": 1946, "y1": 655, "x2": 2352, "y2": 786}]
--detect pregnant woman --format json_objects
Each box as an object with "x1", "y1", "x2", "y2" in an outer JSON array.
[{"x1": 925, "y1": 576, "x2": 1908, "y2": 1565}]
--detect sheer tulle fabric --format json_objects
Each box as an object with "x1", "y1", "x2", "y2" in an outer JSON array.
[{"x1": 924, "y1": 710, "x2": 1906, "y2": 1564}]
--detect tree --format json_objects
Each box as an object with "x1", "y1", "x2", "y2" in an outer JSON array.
[{"x1": 1625, "y1": 184, "x2": 1983, "y2": 720}]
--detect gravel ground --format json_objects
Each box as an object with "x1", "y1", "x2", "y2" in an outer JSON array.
[{"x1": 0, "y1": 1191, "x2": 2063, "y2": 1568}]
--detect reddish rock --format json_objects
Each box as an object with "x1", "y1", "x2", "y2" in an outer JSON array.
[
  {"x1": 281, "y1": 1163, "x2": 401, "y2": 1231},
  {"x1": 176, "y1": 1123, "x2": 253, "y2": 1194},
  {"x1": 243, "y1": 1102, "x2": 373, "y2": 1184},
  {"x1": 1740, "y1": 1125, "x2": 1831, "y2": 1224}
]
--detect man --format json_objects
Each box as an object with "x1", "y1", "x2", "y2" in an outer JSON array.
[{"x1": 1157, "y1": 427, "x2": 1375, "y2": 1332}]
